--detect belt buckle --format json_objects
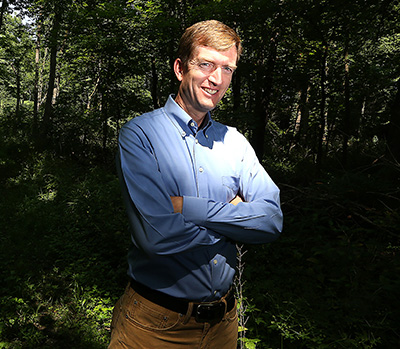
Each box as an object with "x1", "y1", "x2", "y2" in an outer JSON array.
[{"x1": 195, "y1": 302, "x2": 225, "y2": 323}]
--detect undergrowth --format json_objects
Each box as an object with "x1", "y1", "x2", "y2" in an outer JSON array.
[
  {"x1": 0, "y1": 151, "x2": 127, "y2": 348},
  {"x1": 1, "y1": 145, "x2": 399, "y2": 348},
  {"x1": 241, "y1": 160, "x2": 400, "y2": 348}
]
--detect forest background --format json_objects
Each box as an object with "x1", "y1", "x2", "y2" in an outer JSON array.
[{"x1": 1, "y1": 0, "x2": 399, "y2": 348}]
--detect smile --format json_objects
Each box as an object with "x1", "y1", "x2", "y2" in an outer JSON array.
[{"x1": 202, "y1": 87, "x2": 218, "y2": 95}]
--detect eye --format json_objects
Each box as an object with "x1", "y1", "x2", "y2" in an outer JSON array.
[
  {"x1": 222, "y1": 66, "x2": 234, "y2": 75},
  {"x1": 198, "y1": 62, "x2": 213, "y2": 71}
]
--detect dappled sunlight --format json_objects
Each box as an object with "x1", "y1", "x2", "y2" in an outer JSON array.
[
  {"x1": 1, "y1": 0, "x2": 399, "y2": 346},
  {"x1": 1, "y1": 153, "x2": 127, "y2": 347},
  {"x1": 38, "y1": 189, "x2": 57, "y2": 202}
]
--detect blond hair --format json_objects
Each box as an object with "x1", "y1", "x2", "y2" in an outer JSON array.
[{"x1": 177, "y1": 20, "x2": 242, "y2": 69}]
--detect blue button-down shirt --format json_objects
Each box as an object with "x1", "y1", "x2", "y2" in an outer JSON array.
[{"x1": 117, "y1": 95, "x2": 283, "y2": 302}]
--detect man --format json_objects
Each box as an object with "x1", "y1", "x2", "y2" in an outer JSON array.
[{"x1": 109, "y1": 20, "x2": 283, "y2": 348}]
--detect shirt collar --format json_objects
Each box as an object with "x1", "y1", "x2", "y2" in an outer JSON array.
[{"x1": 164, "y1": 95, "x2": 213, "y2": 136}]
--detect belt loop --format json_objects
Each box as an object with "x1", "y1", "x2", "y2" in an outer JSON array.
[
  {"x1": 182, "y1": 302, "x2": 194, "y2": 324},
  {"x1": 222, "y1": 298, "x2": 227, "y2": 318}
]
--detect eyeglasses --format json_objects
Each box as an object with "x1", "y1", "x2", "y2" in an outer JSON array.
[{"x1": 190, "y1": 60, "x2": 236, "y2": 76}]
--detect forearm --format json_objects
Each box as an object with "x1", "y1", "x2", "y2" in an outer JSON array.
[
  {"x1": 170, "y1": 195, "x2": 241, "y2": 213},
  {"x1": 170, "y1": 196, "x2": 183, "y2": 213},
  {"x1": 181, "y1": 194, "x2": 282, "y2": 244}
]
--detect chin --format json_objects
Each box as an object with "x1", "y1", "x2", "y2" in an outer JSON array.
[{"x1": 197, "y1": 100, "x2": 215, "y2": 111}]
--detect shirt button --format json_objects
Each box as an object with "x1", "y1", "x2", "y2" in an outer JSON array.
[
  {"x1": 181, "y1": 132, "x2": 186, "y2": 137},
  {"x1": 195, "y1": 139, "x2": 199, "y2": 144},
  {"x1": 199, "y1": 167, "x2": 204, "y2": 173},
  {"x1": 190, "y1": 122, "x2": 195, "y2": 127},
  {"x1": 213, "y1": 259, "x2": 218, "y2": 265}
]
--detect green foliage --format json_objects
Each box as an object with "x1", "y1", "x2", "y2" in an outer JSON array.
[
  {"x1": 0, "y1": 14, "x2": 35, "y2": 122},
  {"x1": 1, "y1": 0, "x2": 400, "y2": 347},
  {"x1": 241, "y1": 161, "x2": 400, "y2": 348},
  {"x1": 1, "y1": 131, "x2": 399, "y2": 348},
  {"x1": 0, "y1": 149, "x2": 127, "y2": 348},
  {"x1": 2, "y1": 0, "x2": 399, "y2": 162}
]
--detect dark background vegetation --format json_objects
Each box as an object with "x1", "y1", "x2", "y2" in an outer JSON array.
[{"x1": 1, "y1": 0, "x2": 399, "y2": 348}]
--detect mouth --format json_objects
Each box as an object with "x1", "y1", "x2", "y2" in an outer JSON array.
[{"x1": 202, "y1": 87, "x2": 218, "y2": 96}]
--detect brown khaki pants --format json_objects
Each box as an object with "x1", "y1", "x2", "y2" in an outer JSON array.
[{"x1": 108, "y1": 284, "x2": 238, "y2": 348}]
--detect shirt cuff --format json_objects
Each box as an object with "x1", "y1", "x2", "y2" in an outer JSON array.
[{"x1": 182, "y1": 196, "x2": 208, "y2": 225}]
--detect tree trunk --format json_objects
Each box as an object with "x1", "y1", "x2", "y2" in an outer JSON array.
[
  {"x1": 0, "y1": 0, "x2": 8, "y2": 32},
  {"x1": 316, "y1": 43, "x2": 328, "y2": 170},
  {"x1": 232, "y1": 68, "x2": 241, "y2": 111},
  {"x1": 386, "y1": 78, "x2": 400, "y2": 162},
  {"x1": 15, "y1": 61, "x2": 21, "y2": 123},
  {"x1": 253, "y1": 73, "x2": 267, "y2": 160},
  {"x1": 86, "y1": 62, "x2": 101, "y2": 110},
  {"x1": 251, "y1": 30, "x2": 279, "y2": 161},
  {"x1": 342, "y1": 36, "x2": 351, "y2": 167},
  {"x1": 151, "y1": 56, "x2": 159, "y2": 109},
  {"x1": 42, "y1": 9, "x2": 61, "y2": 140},
  {"x1": 32, "y1": 22, "x2": 41, "y2": 141},
  {"x1": 102, "y1": 90, "x2": 109, "y2": 151},
  {"x1": 295, "y1": 79, "x2": 310, "y2": 141}
]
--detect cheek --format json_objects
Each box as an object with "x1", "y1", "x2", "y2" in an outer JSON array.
[
  {"x1": 218, "y1": 82, "x2": 231, "y2": 97},
  {"x1": 221, "y1": 77, "x2": 232, "y2": 90}
]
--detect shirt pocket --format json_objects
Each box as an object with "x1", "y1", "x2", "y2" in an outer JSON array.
[{"x1": 222, "y1": 176, "x2": 240, "y2": 201}]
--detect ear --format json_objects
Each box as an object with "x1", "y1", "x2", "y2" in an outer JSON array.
[{"x1": 174, "y1": 58, "x2": 184, "y2": 82}]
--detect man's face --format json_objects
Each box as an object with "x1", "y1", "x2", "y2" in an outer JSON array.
[{"x1": 174, "y1": 45, "x2": 238, "y2": 122}]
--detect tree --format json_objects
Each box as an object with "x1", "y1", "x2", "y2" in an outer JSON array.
[
  {"x1": 1, "y1": 0, "x2": 399, "y2": 168},
  {"x1": 0, "y1": 13, "x2": 34, "y2": 125},
  {"x1": 41, "y1": 1, "x2": 62, "y2": 141}
]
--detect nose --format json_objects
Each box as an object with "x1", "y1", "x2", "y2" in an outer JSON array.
[{"x1": 208, "y1": 67, "x2": 223, "y2": 85}]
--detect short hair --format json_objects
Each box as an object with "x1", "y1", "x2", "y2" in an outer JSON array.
[{"x1": 177, "y1": 20, "x2": 242, "y2": 69}]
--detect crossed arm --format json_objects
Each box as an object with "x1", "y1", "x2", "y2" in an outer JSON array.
[
  {"x1": 119, "y1": 124, "x2": 282, "y2": 251},
  {"x1": 170, "y1": 195, "x2": 243, "y2": 213}
]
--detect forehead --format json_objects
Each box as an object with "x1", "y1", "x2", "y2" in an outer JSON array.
[{"x1": 193, "y1": 45, "x2": 238, "y2": 65}]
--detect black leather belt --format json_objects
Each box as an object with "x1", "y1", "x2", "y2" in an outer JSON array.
[{"x1": 129, "y1": 278, "x2": 235, "y2": 323}]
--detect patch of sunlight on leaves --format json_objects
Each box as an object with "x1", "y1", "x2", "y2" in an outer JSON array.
[
  {"x1": 269, "y1": 307, "x2": 326, "y2": 346},
  {"x1": 37, "y1": 189, "x2": 57, "y2": 201},
  {"x1": 238, "y1": 337, "x2": 261, "y2": 349},
  {"x1": 378, "y1": 33, "x2": 400, "y2": 53},
  {"x1": 387, "y1": 243, "x2": 400, "y2": 251},
  {"x1": 238, "y1": 325, "x2": 247, "y2": 333}
]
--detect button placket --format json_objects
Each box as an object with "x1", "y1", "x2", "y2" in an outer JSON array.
[{"x1": 193, "y1": 136, "x2": 204, "y2": 174}]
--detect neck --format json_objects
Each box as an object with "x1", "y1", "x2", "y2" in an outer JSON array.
[{"x1": 174, "y1": 94, "x2": 207, "y2": 126}]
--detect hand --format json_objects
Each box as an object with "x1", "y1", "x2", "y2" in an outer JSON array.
[
  {"x1": 230, "y1": 195, "x2": 243, "y2": 206},
  {"x1": 170, "y1": 196, "x2": 183, "y2": 213}
]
